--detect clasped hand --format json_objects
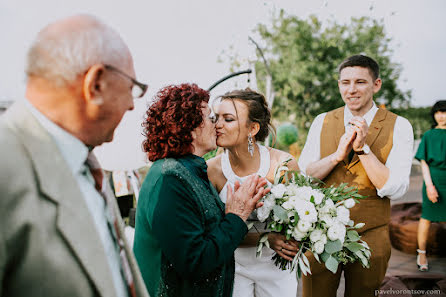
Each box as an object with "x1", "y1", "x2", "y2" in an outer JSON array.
[
  {"x1": 335, "y1": 116, "x2": 369, "y2": 162},
  {"x1": 268, "y1": 232, "x2": 299, "y2": 261},
  {"x1": 225, "y1": 175, "x2": 270, "y2": 221}
]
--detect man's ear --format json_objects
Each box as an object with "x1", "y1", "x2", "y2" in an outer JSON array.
[
  {"x1": 250, "y1": 122, "x2": 260, "y2": 138},
  {"x1": 83, "y1": 64, "x2": 106, "y2": 104},
  {"x1": 373, "y1": 78, "x2": 382, "y2": 94}
]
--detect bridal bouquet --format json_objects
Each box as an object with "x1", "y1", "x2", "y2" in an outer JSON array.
[{"x1": 256, "y1": 161, "x2": 371, "y2": 277}]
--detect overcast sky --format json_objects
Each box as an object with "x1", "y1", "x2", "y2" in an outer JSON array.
[{"x1": 1, "y1": 0, "x2": 445, "y2": 170}]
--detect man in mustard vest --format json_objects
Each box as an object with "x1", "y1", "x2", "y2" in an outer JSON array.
[{"x1": 298, "y1": 55, "x2": 414, "y2": 297}]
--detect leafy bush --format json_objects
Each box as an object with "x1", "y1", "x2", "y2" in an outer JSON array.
[{"x1": 277, "y1": 123, "x2": 299, "y2": 147}]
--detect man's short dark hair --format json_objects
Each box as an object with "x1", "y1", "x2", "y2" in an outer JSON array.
[{"x1": 338, "y1": 55, "x2": 380, "y2": 81}]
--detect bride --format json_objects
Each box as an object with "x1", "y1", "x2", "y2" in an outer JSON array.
[{"x1": 207, "y1": 89, "x2": 299, "y2": 297}]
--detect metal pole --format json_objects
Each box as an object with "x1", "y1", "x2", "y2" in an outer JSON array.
[{"x1": 207, "y1": 69, "x2": 252, "y2": 91}]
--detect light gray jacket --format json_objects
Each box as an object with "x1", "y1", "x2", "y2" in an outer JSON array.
[{"x1": 0, "y1": 101, "x2": 149, "y2": 297}]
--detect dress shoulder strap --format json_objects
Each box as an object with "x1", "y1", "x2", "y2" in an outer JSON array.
[{"x1": 220, "y1": 144, "x2": 271, "y2": 184}]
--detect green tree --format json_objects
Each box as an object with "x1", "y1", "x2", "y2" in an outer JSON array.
[
  {"x1": 247, "y1": 11, "x2": 411, "y2": 133},
  {"x1": 389, "y1": 106, "x2": 431, "y2": 139}
]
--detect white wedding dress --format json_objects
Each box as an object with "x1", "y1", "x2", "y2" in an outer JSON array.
[{"x1": 219, "y1": 144, "x2": 298, "y2": 297}]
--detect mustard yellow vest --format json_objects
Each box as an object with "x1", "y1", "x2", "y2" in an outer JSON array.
[{"x1": 321, "y1": 107, "x2": 397, "y2": 233}]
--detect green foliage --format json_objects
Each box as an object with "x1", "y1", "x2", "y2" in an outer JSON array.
[
  {"x1": 236, "y1": 11, "x2": 411, "y2": 133},
  {"x1": 389, "y1": 106, "x2": 431, "y2": 139},
  {"x1": 325, "y1": 240, "x2": 343, "y2": 254},
  {"x1": 203, "y1": 148, "x2": 218, "y2": 161},
  {"x1": 277, "y1": 123, "x2": 299, "y2": 146}
]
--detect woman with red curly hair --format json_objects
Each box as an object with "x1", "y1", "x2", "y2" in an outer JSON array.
[{"x1": 133, "y1": 83, "x2": 269, "y2": 297}]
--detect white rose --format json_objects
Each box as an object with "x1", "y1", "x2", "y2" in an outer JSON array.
[
  {"x1": 344, "y1": 198, "x2": 356, "y2": 209},
  {"x1": 297, "y1": 220, "x2": 312, "y2": 233},
  {"x1": 287, "y1": 184, "x2": 300, "y2": 195},
  {"x1": 320, "y1": 234, "x2": 327, "y2": 244},
  {"x1": 319, "y1": 199, "x2": 335, "y2": 215},
  {"x1": 297, "y1": 201, "x2": 318, "y2": 223},
  {"x1": 336, "y1": 206, "x2": 350, "y2": 225},
  {"x1": 327, "y1": 222, "x2": 346, "y2": 242},
  {"x1": 281, "y1": 200, "x2": 294, "y2": 210},
  {"x1": 292, "y1": 226, "x2": 306, "y2": 241},
  {"x1": 313, "y1": 240, "x2": 325, "y2": 254},
  {"x1": 302, "y1": 186, "x2": 314, "y2": 201},
  {"x1": 290, "y1": 198, "x2": 305, "y2": 211},
  {"x1": 257, "y1": 195, "x2": 275, "y2": 222},
  {"x1": 310, "y1": 189, "x2": 324, "y2": 205},
  {"x1": 324, "y1": 199, "x2": 335, "y2": 209},
  {"x1": 309, "y1": 229, "x2": 323, "y2": 243},
  {"x1": 271, "y1": 184, "x2": 286, "y2": 198},
  {"x1": 319, "y1": 213, "x2": 334, "y2": 225},
  {"x1": 289, "y1": 195, "x2": 302, "y2": 203}
]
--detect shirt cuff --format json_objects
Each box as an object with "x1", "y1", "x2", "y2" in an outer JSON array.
[{"x1": 376, "y1": 169, "x2": 409, "y2": 200}]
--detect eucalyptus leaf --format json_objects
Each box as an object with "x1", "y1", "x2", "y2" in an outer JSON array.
[
  {"x1": 313, "y1": 252, "x2": 321, "y2": 263},
  {"x1": 273, "y1": 205, "x2": 289, "y2": 222},
  {"x1": 259, "y1": 234, "x2": 269, "y2": 243},
  {"x1": 354, "y1": 250, "x2": 369, "y2": 267},
  {"x1": 363, "y1": 249, "x2": 371, "y2": 258},
  {"x1": 256, "y1": 243, "x2": 263, "y2": 258},
  {"x1": 347, "y1": 230, "x2": 360, "y2": 241},
  {"x1": 346, "y1": 242, "x2": 364, "y2": 253},
  {"x1": 324, "y1": 240, "x2": 342, "y2": 254},
  {"x1": 298, "y1": 257, "x2": 310, "y2": 276},
  {"x1": 320, "y1": 251, "x2": 330, "y2": 262},
  {"x1": 256, "y1": 243, "x2": 263, "y2": 253},
  {"x1": 302, "y1": 252, "x2": 310, "y2": 268},
  {"x1": 325, "y1": 256, "x2": 339, "y2": 274}
]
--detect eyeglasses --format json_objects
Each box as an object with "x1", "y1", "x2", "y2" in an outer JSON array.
[{"x1": 104, "y1": 64, "x2": 148, "y2": 98}]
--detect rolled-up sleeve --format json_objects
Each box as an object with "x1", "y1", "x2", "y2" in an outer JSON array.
[{"x1": 377, "y1": 116, "x2": 414, "y2": 200}]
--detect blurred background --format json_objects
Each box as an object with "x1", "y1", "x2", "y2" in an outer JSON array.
[{"x1": 1, "y1": 0, "x2": 445, "y2": 170}]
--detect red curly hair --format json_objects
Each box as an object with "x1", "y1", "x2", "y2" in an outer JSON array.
[{"x1": 142, "y1": 83, "x2": 210, "y2": 161}]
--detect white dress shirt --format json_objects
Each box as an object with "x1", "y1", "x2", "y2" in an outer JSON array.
[
  {"x1": 298, "y1": 103, "x2": 414, "y2": 200},
  {"x1": 25, "y1": 100, "x2": 128, "y2": 297}
]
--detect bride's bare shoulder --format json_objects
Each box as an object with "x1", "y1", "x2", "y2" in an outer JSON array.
[
  {"x1": 206, "y1": 154, "x2": 222, "y2": 171},
  {"x1": 206, "y1": 154, "x2": 226, "y2": 189},
  {"x1": 267, "y1": 147, "x2": 299, "y2": 171}
]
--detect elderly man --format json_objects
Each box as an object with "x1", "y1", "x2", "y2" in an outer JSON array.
[{"x1": 0, "y1": 15, "x2": 149, "y2": 297}]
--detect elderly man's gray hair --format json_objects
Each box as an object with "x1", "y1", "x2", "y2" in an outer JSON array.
[{"x1": 26, "y1": 14, "x2": 130, "y2": 86}]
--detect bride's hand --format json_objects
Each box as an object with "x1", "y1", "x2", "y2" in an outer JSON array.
[{"x1": 268, "y1": 232, "x2": 299, "y2": 261}]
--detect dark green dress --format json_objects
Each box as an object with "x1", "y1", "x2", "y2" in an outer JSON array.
[
  {"x1": 133, "y1": 155, "x2": 248, "y2": 297},
  {"x1": 415, "y1": 128, "x2": 446, "y2": 222}
]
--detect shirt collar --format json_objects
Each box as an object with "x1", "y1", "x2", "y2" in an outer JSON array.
[
  {"x1": 344, "y1": 102, "x2": 378, "y2": 127},
  {"x1": 24, "y1": 100, "x2": 89, "y2": 175}
]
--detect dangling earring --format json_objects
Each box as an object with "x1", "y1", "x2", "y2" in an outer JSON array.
[{"x1": 248, "y1": 133, "x2": 254, "y2": 157}]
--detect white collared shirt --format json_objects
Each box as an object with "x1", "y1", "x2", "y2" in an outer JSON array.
[
  {"x1": 298, "y1": 103, "x2": 414, "y2": 200},
  {"x1": 25, "y1": 100, "x2": 128, "y2": 297}
]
